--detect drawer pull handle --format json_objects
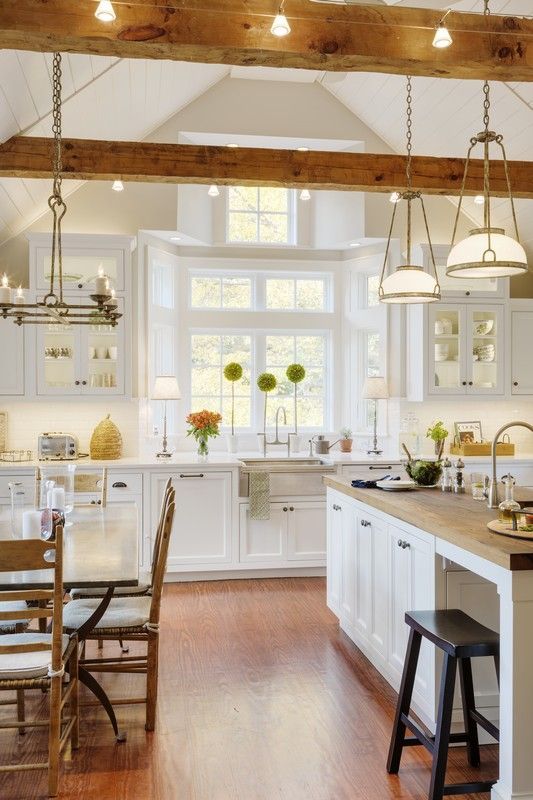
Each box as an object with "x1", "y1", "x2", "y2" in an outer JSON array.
[
  {"x1": 179, "y1": 473, "x2": 205, "y2": 478},
  {"x1": 369, "y1": 465, "x2": 392, "y2": 470},
  {"x1": 112, "y1": 481, "x2": 127, "y2": 488}
]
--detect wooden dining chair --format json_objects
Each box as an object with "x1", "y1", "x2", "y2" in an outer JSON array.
[
  {"x1": 35, "y1": 467, "x2": 108, "y2": 508},
  {"x1": 0, "y1": 527, "x2": 79, "y2": 798},
  {"x1": 62, "y1": 491, "x2": 176, "y2": 731}
]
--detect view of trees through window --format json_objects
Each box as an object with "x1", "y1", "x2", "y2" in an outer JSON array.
[
  {"x1": 191, "y1": 275, "x2": 251, "y2": 309},
  {"x1": 364, "y1": 331, "x2": 381, "y2": 428},
  {"x1": 189, "y1": 272, "x2": 330, "y2": 312},
  {"x1": 266, "y1": 278, "x2": 326, "y2": 311},
  {"x1": 191, "y1": 334, "x2": 252, "y2": 427},
  {"x1": 265, "y1": 334, "x2": 326, "y2": 428},
  {"x1": 227, "y1": 187, "x2": 292, "y2": 244}
]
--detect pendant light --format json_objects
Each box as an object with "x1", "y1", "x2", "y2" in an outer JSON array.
[
  {"x1": 271, "y1": 1, "x2": 291, "y2": 37},
  {"x1": 95, "y1": 1, "x2": 116, "y2": 22},
  {"x1": 0, "y1": 54, "x2": 121, "y2": 328},
  {"x1": 432, "y1": 11, "x2": 453, "y2": 49},
  {"x1": 446, "y1": 1, "x2": 527, "y2": 280},
  {"x1": 378, "y1": 77, "x2": 440, "y2": 305}
]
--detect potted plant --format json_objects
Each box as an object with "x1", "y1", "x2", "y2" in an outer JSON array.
[
  {"x1": 426, "y1": 420, "x2": 449, "y2": 458},
  {"x1": 186, "y1": 410, "x2": 223, "y2": 460},
  {"x1": 286, "y1": 363, "x2": 305, "y2": 453},
  {"x1": 223, "y1": 362, "x2": 243, "y2": 453},
  {"x1": 339, "y1": 427, "x2": 353, "y2": 453},
  {"x1": 257, "y1": 372, "x2": 277, "y2": 449}
]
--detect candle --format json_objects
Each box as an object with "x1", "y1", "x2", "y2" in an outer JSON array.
[
  {"x1": 0, "y1": 274, "x2": 11, "y2": 305},
  {"x1": 23, "y1": 510, "x2": 42, "y2": 539},
  {"x1": 14, "y1": 286, "x2": 25, "y2": 305},
  {"x1": 106, "y1": 288, "x2": 118, "y2": 308},
  {"x1": 51, "y1": 487, "x2": 65, "y2": 511},
  {"x1": 94, "y1": 265, "x2": 108, "y2": 295}
]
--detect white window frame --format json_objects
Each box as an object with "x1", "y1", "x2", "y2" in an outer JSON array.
[
  {"x1": 225, "y1": 187, "x2": 297, "y2": 246},
  {"x1": 189, "y1": 271, "x2": 256, "y2": 311}
]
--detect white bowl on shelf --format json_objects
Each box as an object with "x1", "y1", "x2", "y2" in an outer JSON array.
[{"x1": 474, "y1": 320, "x2": 494, "y2": 336}]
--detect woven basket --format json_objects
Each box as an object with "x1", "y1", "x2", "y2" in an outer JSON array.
[{"x1": 90, "y1": 414, "x2": 122, "y2": 460}]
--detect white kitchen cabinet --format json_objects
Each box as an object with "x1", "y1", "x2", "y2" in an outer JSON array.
[
  {"x1": 240, "y1": 499, "x2": 326, "y2": 565},
  {"x1": 326, "y1": 494, "x2": 343, "y2": 616},
  {"x1": 408, "y1": 302, "x2": 505, "y2": 400},
  {"x1": 511, "y1": 310, "x2": 533, "y2": 395},
  {"x1": 354, "y1": 509, "x2": 388, "y2": 660},
  {"x1": 287, "y1": 501, "x2": 327, "y2": 561},
  {"x1": 151, "y1": 471, "x2": 232, "y2": 569},
  {"x1": 0, "y1": 322, "x2": 24, "y2": 396}
]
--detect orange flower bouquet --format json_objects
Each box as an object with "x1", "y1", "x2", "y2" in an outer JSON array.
[{"x1": 186, "y1": 409, "x2": 223, "y2": 458}]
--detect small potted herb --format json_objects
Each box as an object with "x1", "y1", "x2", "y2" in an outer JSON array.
[
  {"x1": 339, "y1": 427, "x2": 353, "y2": 453},
  {"x1": 223, "y1": 362, "x2": 243, "y2": 453},
  {"x1": 286, "y1": 363, "x2": 306, "y2": 453},
  {"x1": 257, "y1": 372, "x2": 277, "y2": 449},
  {"x1": 426, "y1": 420, "x2": 449, "y2": 458}
]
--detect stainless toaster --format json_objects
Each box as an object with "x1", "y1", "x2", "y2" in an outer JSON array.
[{"x1": 38, "y1": 433, "x2": 79, "y2": 461}]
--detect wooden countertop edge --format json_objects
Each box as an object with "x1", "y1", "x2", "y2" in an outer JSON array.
[{"x1": 324, "y1": 476, "x2": 533, "y2": 572}]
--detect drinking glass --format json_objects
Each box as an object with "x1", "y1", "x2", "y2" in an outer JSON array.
[{"x1": 470, "y1": 472, "x2": 487, "y2": 501}]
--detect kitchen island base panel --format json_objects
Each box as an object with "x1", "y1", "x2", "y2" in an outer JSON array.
[{"x1": 326, "y1": 478, "x2": 533, "y2": 800}]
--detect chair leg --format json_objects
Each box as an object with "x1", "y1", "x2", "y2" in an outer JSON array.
[
  {"x1": 69, "y1": 648, "x2": 79, "y2": 750},
  {"x1": 387, "y1": 628, "x2": 422, "y2": 774},
  {"x1": 47, "y1": 676, "x2": 62, "y2": 798},
  {"x1": 458, "y1": 657, "x2": 480, "y2": 768},
  {"x1": 119, "y1": 638, "x2": 129, "y2": 654},
  {"x1": 428, "y1": 654, "x2": 457, "y2": 800},
  {"x1": 16, "y1": 689, "x2": 26, "y2": 736},
  {"x1": 145, "y1": 635, "x2": 159, "y2": 732}
]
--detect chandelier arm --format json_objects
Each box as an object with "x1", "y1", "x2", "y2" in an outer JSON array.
[
  {"x1": 378, "y1": 200, "x2": 399, "y2": 297},
  {"x1": 450, "y1": 141, "x2": 475, "y2": 248},
  {"x1": 419, "y1": 196, "x2": 441, "y2": 293},
  {"x1": 498, "y1": 139, "x2": 521, "y2": 242}
]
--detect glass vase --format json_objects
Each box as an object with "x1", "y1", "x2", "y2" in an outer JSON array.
[{"x1": 197, "y1": 435, "x2": 209, "y2": 460}]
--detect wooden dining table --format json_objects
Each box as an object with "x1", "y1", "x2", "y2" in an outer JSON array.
[{"x1": 0, "y1": 502, "x2": 139, "y2": 741}]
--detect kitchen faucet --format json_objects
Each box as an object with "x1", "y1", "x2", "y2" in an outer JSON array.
[
  {"x1": 262, "y1": 406, "x2": 291, "y2": 456},
  {"x1": 487, "y1": 421, "x2": 533, "y2": 508}
]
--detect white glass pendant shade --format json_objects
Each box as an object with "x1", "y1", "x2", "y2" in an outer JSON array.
[
  {"x1": 271, "y1": 13, "x2": 291, "y2": 37},
  {"x1": 432, "y1": 24, "x2": 452, "y2": 48},
  {"x1": 446, "y1": 227, "x2": 528, "y2": 278},
  {"x1": 95, "y1": 1, "x2": 116, "y2": 22},
  {"x1": 380, "y1": 266, "x2": 440, "y2": 304}
]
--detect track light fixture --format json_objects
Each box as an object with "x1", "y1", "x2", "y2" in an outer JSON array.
[
  {"x1": 271, "y1": 1, "x2": 291, "y2": 37},
  {"x1": 112, "y1": 180, "x2": 124, "y2": 192},
  {"x1": 208, "y1": 185, "x2": 220, "y2": 197},
  {"x1": 299, "y1": 189, "x2": 311, "y2": 201},
  {"x1": 95, "y1": 1, "x2": 116, "y2": 22},
  {"x1": 432, "y1": 9, "x2": 452, "y2": 48}
]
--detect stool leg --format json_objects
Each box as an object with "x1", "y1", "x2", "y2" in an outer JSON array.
[
  {"x1": 387, "y1": 628, "x2": 422, "y2": 774},
  {"x1": 458, "y1": 657, "x2": 480, "y2": 768},
  {"x1": 494, "y1": 654, "x2": 500, "y2": 688},
  {"x1": 428, "y1": 654, "x2": 457, "y2": 800}
]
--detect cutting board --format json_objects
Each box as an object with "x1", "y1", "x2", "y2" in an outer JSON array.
[{"x1": 487, "y1": 518, "x2": 533, "y2": 541}]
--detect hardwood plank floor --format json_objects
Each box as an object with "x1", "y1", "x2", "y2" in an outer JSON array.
[{"x1": 0, "y1": 578, "x2": 498, "y2": 799}]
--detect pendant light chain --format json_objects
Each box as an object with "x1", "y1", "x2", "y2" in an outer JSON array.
[
  {"x1": 47, "y1": 52, "x2": 67, "y2": 307},
  {"x1": 405, "y1": 76, "x2": 413, "y2": 191},
  {"x1": 482, "y1": 0, "x2": 492, "y2": 238}
]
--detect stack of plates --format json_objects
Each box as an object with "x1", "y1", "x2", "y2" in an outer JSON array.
[
  {"x1": 376, "y1": 479, "x2": 416, "y2": 492},
  {"x1": 474, "y1": 343, "x2": 495, "y2": 362},
  {"x1": 474, "y1": 320, "x2": 494, "y2": 336},
  {"x1": 435, "y1": 343, "x2": 449, "y2": 362}
]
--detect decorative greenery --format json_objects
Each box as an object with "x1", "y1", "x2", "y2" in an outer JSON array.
[
  {"x1": 426, "y1": 420, "x2": 448, "y2": 458},
  {"x1": 257, "y1": 372, "x2": 277, "y2": 433},
  {"x1": 186, "y1": 410, "x2": 223, "y2": 456},
  {"x1": 340, "y1": 427, "x2": 353, "y2": 440},
  {"x1": 223, "y1": 362, "x2": 243, "y2": 435},
  {"x1": 286, "y1": 364, "x2": 306, "y2": 435}
]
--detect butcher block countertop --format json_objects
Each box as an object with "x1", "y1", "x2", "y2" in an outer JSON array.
[{"x1": 324, "y1": 475, "x2": 533, "y2": 571}]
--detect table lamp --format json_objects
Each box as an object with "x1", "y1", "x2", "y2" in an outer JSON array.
[
  {"x1": 361, "y1": 376, "x2": 388, "y2": 456},
  {"x1": 152, "y1": 376, "x2": 181, "y2": 458}
]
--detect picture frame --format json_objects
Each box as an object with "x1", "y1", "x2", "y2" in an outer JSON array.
[{"x1": 454, "y1": 420, "x2": 483, "y2": 445}]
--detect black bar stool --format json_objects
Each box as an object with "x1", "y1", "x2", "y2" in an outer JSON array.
[{"x1": 387, "y1": 609, "x2": 499, "y2": 800}]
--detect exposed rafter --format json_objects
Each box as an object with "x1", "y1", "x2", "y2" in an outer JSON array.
[
  {"x1": 2, "y1": 136, "x2": 533, "y2": 198},
  {"x1": 0, "y1": 0, "x2": 532, "y2": 81}
]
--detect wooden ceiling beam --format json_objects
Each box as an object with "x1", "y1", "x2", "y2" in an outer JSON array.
[
  {"x1": 1, "y1": 0, "x2": 533, "y2": 81},
  {"x1": 2, "y1": 136, "x2": 532, "y2": 199}
]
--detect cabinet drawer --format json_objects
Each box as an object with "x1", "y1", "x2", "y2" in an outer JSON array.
[
  {"x1": 340, "y1": 463, "x2": 403, "y2": 480},
  {"x1": 107, "y1": 472, "x2": 143, "y2": 497},
  {"x1": 0, "y1": 474, "x2": 34, "y2": 500}
]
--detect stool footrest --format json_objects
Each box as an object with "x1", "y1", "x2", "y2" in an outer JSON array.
[
  {"x1": 443, "y1": 780, "x2": 496, "y2": 795},
  {"x1": 401, "y1": 714, "x2": 469, "y2": 755},
  {"x1": 470, "y1": 709, "x2": 500, "y2": 743}
]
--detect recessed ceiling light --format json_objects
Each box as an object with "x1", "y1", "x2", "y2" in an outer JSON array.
[
  {"x1": 349, "y1": 242, "x2": 361, "y2": 248},
  {"x1": 208, "y1": 185, "x2": 220, "y2": 197},
  {"x1": 170, "y1": 236, "x2": 181, "y2": 242},
  {"x1": 95, "y1": 0, "x2": 116, "y2": 22},
  {"x1": 474, "y1": 195, "x2": 485, "y2": 205},
  {"x1": 226, "y1": 143, "x2": 239, "y2": 149},
  {"x1": 297, "y1": 147, "x2": 309, "y2": 152},
  {"x1": 112, "y1": 180, "x2": 124, "y2": 192},
  {"x1": 299, "y1": 189, "x2": 311, "y2": 201},
  {"x1": 389, "y1": 192, "x2": 401, "y2": 204}
]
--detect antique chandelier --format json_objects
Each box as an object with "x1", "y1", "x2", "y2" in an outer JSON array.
[
  {"x1": 378, "y1": 76, "x2": 441, "y2": 304},
  {"x1": 0, "y1": 53, "x2": 121, "y2": 327}
]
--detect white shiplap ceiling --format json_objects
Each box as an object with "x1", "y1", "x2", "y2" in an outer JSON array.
[{"x1": 0, "y1": 53, "x2": 229, "y2": 245}]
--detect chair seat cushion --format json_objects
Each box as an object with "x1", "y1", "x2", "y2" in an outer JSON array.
[
  {"x1": 0, "y1": 633, "x2": 71, "y2": 680},
  {"x1": 69, "y1": 576, "x2": 151, "y2": 600},
  {"x1": 63, "y1": 595, "x2": 152, "y2": 632},
  {"x1": 0, "y1": 601, "x2": 30, "y2": 633}
]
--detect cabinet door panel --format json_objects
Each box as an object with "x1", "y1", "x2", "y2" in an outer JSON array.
[
  {"x1": 428, "y1": 305, "x2": 466, "y2": 396},
  {"x1": 326, "y1": 499, "x2": 342, "y2": 616},
  {"x1": 287, "y1": 502, "x2": 326, "y2": 561},
  {"x1": 340, "y1": 506, "x2": 356, "y2": 626},
  {"x1": 355, "y1": 514, "x2": 372, "y2": 638},
  {"x1": 240, "y1": 503, "x2": 286, "y2": 563},
  {"x1": 152, "y1": 472, "x2": 232, "y2": 567},
  {"x1": 511, "y1": 311, "x2": 533, "y2": 395},
  {"x1": 370, "y1": 515, "x2": 389, "y2": 659},
  {"x1": 467, "y1": 305, "x2": 504, "y2": 395}
]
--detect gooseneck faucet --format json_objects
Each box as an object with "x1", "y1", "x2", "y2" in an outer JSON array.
[
  {"x1": 487, "y1": 421, "x2": 533, "y2": 508},
  {"x1": 262, "y1": 406, "x2": 291, "y2": 456}
]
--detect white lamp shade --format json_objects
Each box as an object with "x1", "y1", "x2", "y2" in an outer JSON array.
[
  {"x1": 380, "y1": 266, "x2": 440, "y2": 304},
  {"x1": 271, "y1": 13, "x2": 291, "y2": 36},
  {"x1": 95, "y1": 1, "x2": 116, "y2": 22},
  {"x1": 152, "y1": 376, "x2": 181, "y2": 400},
  {"x1": 447, "y1": 228, "x2": 528, "y2": 278},
  {"x1": 432, "y1": 25, "x2": 452, "y2": 48},
  {"x1": 361, "y1": 376, "x2": 389, "y2": 400}
]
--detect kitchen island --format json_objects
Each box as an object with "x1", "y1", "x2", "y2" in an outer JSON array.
[{"x1": 325, "y1": 475, "x2": 533, "y2": 800}]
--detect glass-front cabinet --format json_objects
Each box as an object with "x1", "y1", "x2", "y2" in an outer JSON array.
[
  {"x1": 428, "y1": 304, "x2": 504, "y2": 396},
  {"x1": 37, "y1": 300, "x2": 125, "y2": 396}
]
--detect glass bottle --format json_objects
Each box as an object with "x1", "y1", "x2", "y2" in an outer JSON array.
[{"x1": 498, "y1": 474, "x2": 521, "y2": 522}]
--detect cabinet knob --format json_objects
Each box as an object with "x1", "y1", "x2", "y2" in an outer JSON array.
[
  {"x1": 462, "y1": 381, "x2": 467, "y2": 386},
  {"x1": 361, "y1": 519, "x2": 370, "y2": 527},
  {"x1": 289, "y1": 506, "x2": 294, "y2": 512},
  {"x1": 513, "y1": 381, "x2": 518, "y2": 387},
  {"x1": 283, "y1": 506, "x2": 288, "y2": 512},
  {"x1": 468, "y1": 381, "x2": 473, "y2": 386},
  {"x1": 465, "y1": 291, "x2": 471, "y2": 296},
  {"x1": 402, "y1": 541, "x2": 410, "y2": 549},
  {"x1": 397, "y1": 539, "x2": 403, "y2": 547},
  {"x1": 75, "y1": 380, "x2": 80, "y2": 386},
  {"x1": 81, "y1": 380, "x2": 87, "y2": 386}
]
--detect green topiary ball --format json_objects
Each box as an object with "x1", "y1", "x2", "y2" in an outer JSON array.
[
  {"x1": 257, "y1": 372, "x2": 277, "y2": 393},
  {"x1": 286, "y1": 363, "x2": 306, "y2": 384},
  {"x1": 224, "y1": 362, "x2": 243, "y2": 382}
]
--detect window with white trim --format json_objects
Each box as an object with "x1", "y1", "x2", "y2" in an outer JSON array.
[
  {"x1": 227, "y1": 187, "x2": 295, "y2": 245},
  {"x1": 190, "y1": 274, "x2": 252, "y2": 310},
  {"x1": 265, "y1": 277, "x2": 327, "y2": 311},
  {"x1": 265, "y1": 334, "x2": 327, "y2": 428},
  {"x1": 190, "y1": 333, "x2": 252, "y2": 427}
]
